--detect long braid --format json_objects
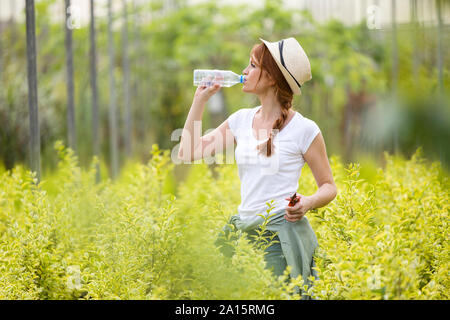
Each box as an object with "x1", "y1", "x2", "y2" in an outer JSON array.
[
  {"x1": 256, "y1": 91, "x2": 292, "y2": 157},
  {"x1": 252, "y1": 42, "x2": 294, "y2": 157}
]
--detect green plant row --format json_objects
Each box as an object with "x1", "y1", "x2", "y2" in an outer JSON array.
[{"x1": 0, "y1": 142, "x2": 448, "y2": 299}]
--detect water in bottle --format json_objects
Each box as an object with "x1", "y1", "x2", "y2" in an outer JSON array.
[{"x1": 193, "y1": 69, "x2": 245, "y2": 87}]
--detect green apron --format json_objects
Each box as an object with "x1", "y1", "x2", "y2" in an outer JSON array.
[{"x1": 215, "y1": 208, "x2": 319, "y2": 299}]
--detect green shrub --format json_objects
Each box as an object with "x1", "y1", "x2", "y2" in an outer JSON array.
[
  {"x1": 0, "y1": 143, "x2": 447, "y2": 299},
  {"x1": 307, "y1": 148, "x2": 449, "y2": 299}
]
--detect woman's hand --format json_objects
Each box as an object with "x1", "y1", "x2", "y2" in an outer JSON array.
[
  {"x1": 193, "y1": 75, "x2": 222, "y2": 105},
  {"x1": 284, "y1": 193, "x2": 314, "y2": 222}
]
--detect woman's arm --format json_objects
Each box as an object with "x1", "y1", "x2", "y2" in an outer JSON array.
[
  {"x1": 285, "y1": 132, "x2": 337, "y2": 222},
  {"x1": 177, "y1": 81, "x2": 221, "y2": 162}
]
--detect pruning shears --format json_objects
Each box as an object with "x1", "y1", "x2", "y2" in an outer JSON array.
[{"x1": 288, "y1": 192, "x2": 300, "y2": 207}]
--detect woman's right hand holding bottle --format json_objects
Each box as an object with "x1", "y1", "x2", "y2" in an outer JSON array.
[{"x1": 193, "y1": 75, "x2": 222, "y2": 105}]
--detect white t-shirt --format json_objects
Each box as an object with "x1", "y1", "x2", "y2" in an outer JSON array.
[{"x1": 227, "y1": 105, "x2": 321, "y2": 221}]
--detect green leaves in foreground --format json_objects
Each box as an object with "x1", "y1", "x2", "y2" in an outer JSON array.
[{"x1": 0, "y1": 143, "x2": 448, "y2": 299}]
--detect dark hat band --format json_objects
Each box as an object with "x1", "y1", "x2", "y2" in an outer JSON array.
[{"x1": 278, "y1": 40, "x2": 302, "y2": 89}]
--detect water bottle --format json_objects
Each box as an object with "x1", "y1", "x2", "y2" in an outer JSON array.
[{"x1": 193, "y1": 69, "x2": 245, "y2": 87}]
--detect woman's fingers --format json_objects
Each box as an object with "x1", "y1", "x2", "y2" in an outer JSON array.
[
  {"x1": 284, "y1": 193, "x2": 306, "y2": 222},
  {"x1": 284, "y1": 213, "x2": 303, "y2": 222},
  {"x1": 285, "y1": 204, "x2": 305, "y2": 221},
  {"x1": 212, "y1": 83, "x2": 221, "y2": 91},
  {"x1": 285, "y1": 210, "x2": 305, "y2": 221},
  {"x1": 197, "y1": 81, "x2": 220, "y2": 91},
  {"x1": 205, "y1": 83, "x2": 221, "y2": 96},
  {"x1": 194, "y1": 76, "x2": 221, "y2": 104}
]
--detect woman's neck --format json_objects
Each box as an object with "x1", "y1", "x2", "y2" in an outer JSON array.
[{"x1": 256, "y1": 90, "x2": 282, "y2": 123}]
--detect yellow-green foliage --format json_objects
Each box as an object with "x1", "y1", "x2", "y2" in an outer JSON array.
[
  {"x1": 304, "y1": 149, "x2": 449, "y2": 299},
  {"x1": 0, "y1": 142, "x2": 448, "y2": 299}
]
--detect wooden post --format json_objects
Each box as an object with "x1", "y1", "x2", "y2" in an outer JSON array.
[
  {"x1": 25, "y1": 0, "x2": 41, "y2": 184},
  {"x1": 64, "y1": 0, "x2": 77, "y2": 153},
  {"x1": 89, "y1": 0, "x2": 100, "y2": 183}
]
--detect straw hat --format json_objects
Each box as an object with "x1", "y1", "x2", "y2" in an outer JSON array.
[{"x1": 260, "y1": 37, "x2": 312, "y2": 95}]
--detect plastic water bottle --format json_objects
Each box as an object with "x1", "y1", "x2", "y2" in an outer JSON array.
[{"x1": 193, "y1": 69, "x2": 245, "y2": 87}]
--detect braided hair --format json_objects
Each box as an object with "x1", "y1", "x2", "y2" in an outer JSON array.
[{"x1": 251, "y1": 43, "x2": 294, "y2": 157}]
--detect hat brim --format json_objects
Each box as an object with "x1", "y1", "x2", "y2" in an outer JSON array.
[{"x1": 259, "y1": 38, "x2": 302, "y2": 95}]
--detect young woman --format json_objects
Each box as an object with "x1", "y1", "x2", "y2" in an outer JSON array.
[{"x1": 178, "y1": 37, "x2": 337, "y2": 298}]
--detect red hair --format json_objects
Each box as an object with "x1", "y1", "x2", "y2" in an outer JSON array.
[{"x1": 251, "y1": 43, "x2": 294, "y2": 157}]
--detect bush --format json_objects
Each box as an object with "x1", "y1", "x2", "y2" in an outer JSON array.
[
  {"x1": 0, "y1": 143, "x2": 448, "y2": 299},
  {"x1": 306, "y1": 148, "x2": 449, "y2": 299}
]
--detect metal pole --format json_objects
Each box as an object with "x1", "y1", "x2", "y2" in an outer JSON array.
[
  {"x1": 436, "y1": 0, "x2": 443, "y2": 96},
  {"x1": 89, "y1": 0, "x2": 100, "y2": 183},
  {"x1": 122, "y1": 0, "x2": 132, "y2": 157},
  {"x1": 65, "y1": 0, "x2": 77, "y2": 153},
  {"x1": 391, "y1": 0, "x2": 399, "y2": 155},
  {"x1": 107, "y1": 0, "x2": 119, "y2": 179},
  {"x1": 0, "y1": 3, "x2": 3, "y2": 83},
  {"x1": 25, "y1": 0, "x2": 41, "y2": 183},
  {"x1": 411, "y1": 0, "x2": 419, "y2": 82}
]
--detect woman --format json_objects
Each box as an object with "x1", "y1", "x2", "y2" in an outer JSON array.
[{"x1": 177, "y1": 37, "x2": 337, "y2": 298}]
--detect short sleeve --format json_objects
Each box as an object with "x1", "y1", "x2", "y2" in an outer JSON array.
[{"x1": 299, "y1": 118, "x2": 321, "y2": 155}]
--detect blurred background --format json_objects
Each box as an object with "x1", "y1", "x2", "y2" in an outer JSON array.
[{"x1": 0, "y1": 0, "x2": 449, "y2": 185}]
